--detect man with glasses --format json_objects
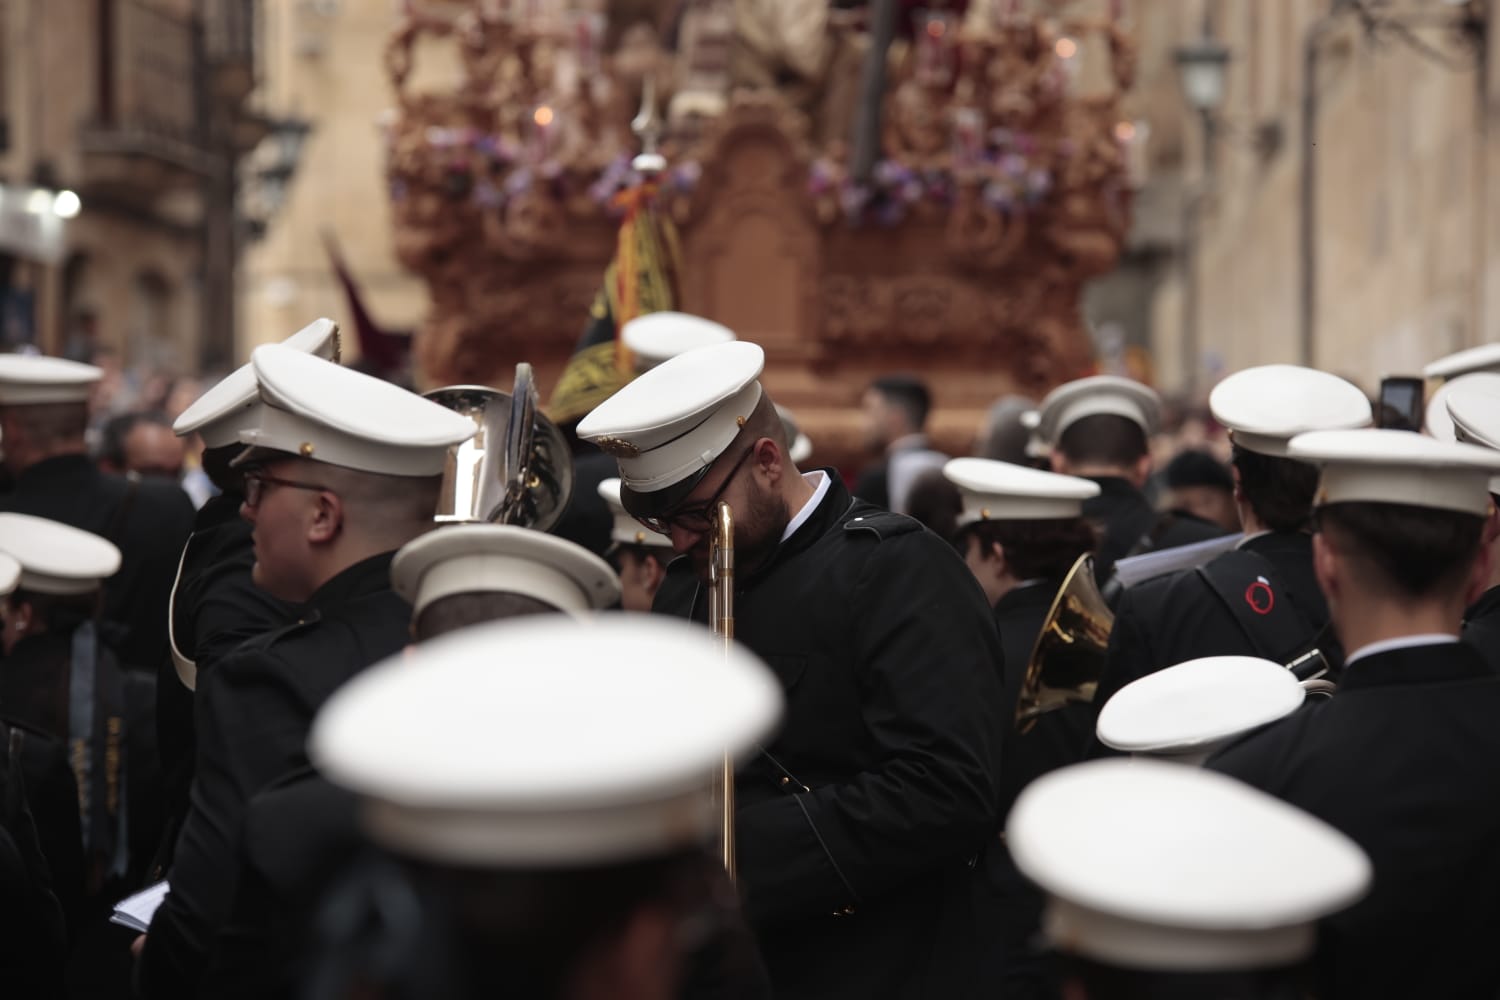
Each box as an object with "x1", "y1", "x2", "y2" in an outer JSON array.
[
  {"x1": 137, "y1": 344, "x2": 475, "y2": 999},
  {"x1": 579, "y1": 339, "x2": 1008, "y2": 1000},
  {"x1": 151, "y1": 319, "x2": 338, "y2": 880}
]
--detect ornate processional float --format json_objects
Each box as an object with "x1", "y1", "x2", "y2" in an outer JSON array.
[{"x1": 384, "y1": 0, "x2": 1137, "y2": 471}]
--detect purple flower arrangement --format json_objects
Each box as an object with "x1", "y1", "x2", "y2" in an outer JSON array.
[{"x1": 809, "y1": 126, "x2": 1059, "y2": 227}]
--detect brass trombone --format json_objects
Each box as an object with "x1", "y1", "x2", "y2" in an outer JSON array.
[{"x1": 709, "y1": 499, "x2": 737, "y2": 881}]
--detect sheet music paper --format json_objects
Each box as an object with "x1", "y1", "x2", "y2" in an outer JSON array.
[
  {"x1": 110, "y1": 880, "x2": 170, "y2": 933},
  {"x1": 1112, "y1": 533, "x2": 1243, "y2": 590}
]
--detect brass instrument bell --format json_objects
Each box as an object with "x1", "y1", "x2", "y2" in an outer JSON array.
[
  {"x1": 426, "y1": 364, "x2": 574, "y2": 531},
  {"x1": 1017, "y1": 553, "x2": 1115, "y2": 732}
]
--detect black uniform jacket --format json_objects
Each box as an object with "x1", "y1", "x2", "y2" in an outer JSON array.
[
  {"x1": 0, "y1": 719, "x2": 70, "y2": 1000},
  {"x1": 200, "y1": 769, "x2": 360, "y2": 1000},
  {"x1": 205, "y1": 769, "x2": 775, "y2": 1000},
  {"x1": 0, "y1": 455, "x2": 195, "y2": 671},
  {"x1": 0, "y1": 714, "x2": 81, "y2": 935},
  {"x1": 157, "y1": 493, "x2": 296, "y2": 867},
  {"x1": 981, "y1": 580, "x2": 1086, "y2": 1000},
  {"x1": 653, "y1": 475, "x2": 1007, "y2": 1000},
  {"x1": 1096, "y1": 531, "x2": 1330, "y2": 711},
  {"x1": 139, "y1": 553, "x2": 410, "y2": 999},
  {"x1": 1461, "y1": 584, "x2": 1500, "y2": 672},
  {"x1": 1083, "y1": 476, "x2": 1224, "y2": 582},
  {"x1": 1207, "y1": 641, "x2": 1500, "y2": 999},
  {"x1": 2, "y1": 631, "x2": 160, "y2": 900}
]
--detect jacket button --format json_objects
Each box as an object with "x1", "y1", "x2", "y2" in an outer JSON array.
[{"x1": 778, "y1": 776, "x2": 791, "y2": 787}]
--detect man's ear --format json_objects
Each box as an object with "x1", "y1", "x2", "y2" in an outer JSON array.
[
  {"x1": 1230, "y1": 462, "x2": 1245, "y2": 504},
  {"x1": 1050, "y1": 452, "x2": 1070, "y2": 475},
  {"x1": 1466, "y1": 529, "x2": 1495, "y2": 606},
  {"x1": 752, "y1": 436, "x2": 784, "y2": 486},
  {"x1": 1131, "y1": 454, "x2": 1153, "y2": 489},
  {"x1": 307, "y1": 490, "x2": 345, "y2": 544},
  {"x1": 642, "y1": 553, "x2": 666, "y2": 592},
  {"x1": 1312, "y1": 530, "x2": 1340, "y2": 606}
]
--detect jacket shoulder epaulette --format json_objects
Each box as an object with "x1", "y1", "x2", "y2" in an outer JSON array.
[
  {"x1": 230, "y1": 615, "x2": 320, "y2": 657},
  {"x1": 841, "y1": 508, "x2": 922, "y2": 541}
]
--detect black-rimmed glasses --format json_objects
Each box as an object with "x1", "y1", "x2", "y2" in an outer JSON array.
[
  {"x1": 243, "y1": 469, "x2": 333, "y2": 508},
  {"x1": 637, "y1": 446, "x2": 755, "y2": 536}
]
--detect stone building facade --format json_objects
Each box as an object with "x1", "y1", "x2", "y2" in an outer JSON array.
[
  {"x1": 237, "y1": 0, "x2": 436, "y2": 362},
  {"x1": 1111, "y1": 0, "x2": 1500, "y2": 397},
  {"x1": 0, "y1": 0, "x2": 257, "y2": 372}
]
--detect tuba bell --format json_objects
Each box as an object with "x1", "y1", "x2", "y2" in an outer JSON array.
[
  {"x1": 425, "y1": 363, "x2": 574, "y2": 530},
  {"x1": 1017, "y1": 553, "x2": 1115, "y2": 733}
]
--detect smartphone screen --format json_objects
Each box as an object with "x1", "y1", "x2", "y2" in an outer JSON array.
[{"x1": 1378, "y1": 377, "x2": 1424, "y2": 432}]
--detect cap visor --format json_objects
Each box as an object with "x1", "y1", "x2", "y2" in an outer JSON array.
[{"x1": 619, "y1": 466, "x2": 712, "y2": 520}]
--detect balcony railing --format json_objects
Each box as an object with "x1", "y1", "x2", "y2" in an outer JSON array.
[{"x1": 78, "y1": 0, "x2": 211, "y2": 178}]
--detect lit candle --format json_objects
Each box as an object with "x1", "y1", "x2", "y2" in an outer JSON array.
[{"x1": 531, "y1": 105, "x2": 555, "y2": 163}]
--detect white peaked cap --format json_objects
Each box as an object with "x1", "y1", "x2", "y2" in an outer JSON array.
[
  {"x1": 1008, "y1": 758, "x2": 1371, "y2": 971},
  {"x1": 1424, "y1": 342, "x2": 1500, "y2": 381},
  {"x1": 598, "y1": 478, "x2": 674, "y2": 551},
  {"x1": 622, "y1": 311, "x2": 737, "y2": 372},
  {"x1": 577, "y1": 341, "x2": 765, "y2": 517},
  {"x1": 943, "y1": 457, "x2": 1099, "y2": 525},
  {"x1": 0, "y1": 355, "x2": 102, "y2": 405},
  {"x1": 1038, "y1": 375, "x2": 1161, "y2": 445},
  {"x1": 0, "y1": 553, "x2": 19, "y2": 596},
  {"x1": 392, "y1": 524, "x2": 621, "y2": 618},
  {"x1": 1096, "y1": 656, "x2": 1306, "y2": 765},
  {"x1": 0, "y1": 513, "x2": 121, "y2": 595},
  {"x1": 1289, "y1": 428, "x2": 1500, "y2": 516},
  {"x1": 1210, "y1": 365, "x2": 1372, "y2": 457},
  {"x1": 1439, "y1": 373, "x2": 1500, "y2": 495},
  {"x1": 1444, "y1": 372, "x2": 1500, "y2": 450},
  {"x1": 174, "y1": 318, "x2": 341, "y2": 448},
  {"x1": 236, "y1": 345, "x2": 476, "y2": 476},
  {"x1": 311, "y1": 614, "x2": 784, "y2": 867}
]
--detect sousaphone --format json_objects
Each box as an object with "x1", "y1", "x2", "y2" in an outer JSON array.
[{"x1": 425, "y1": 363, "x2": 573, "y2": 531}]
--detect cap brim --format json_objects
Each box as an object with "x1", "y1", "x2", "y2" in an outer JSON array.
[
  {"x1": 619, "y1": 465, "x2": 713, "y2": 520},
  {"x1": 229, "y1": 444, "x2": 296, "y2": 469}
]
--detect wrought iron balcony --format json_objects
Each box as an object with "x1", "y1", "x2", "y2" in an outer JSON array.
[{"x1": 76, "y1": 0, "x2": 212, "y2": 194}]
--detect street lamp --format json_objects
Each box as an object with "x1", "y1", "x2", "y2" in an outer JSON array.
[
  {"x1": 1174, "y1": 31, "x2": 1230, "y2": 176},
  {"x1": 1172, "y1": 24, "x2": 1229, "y2": 397}
]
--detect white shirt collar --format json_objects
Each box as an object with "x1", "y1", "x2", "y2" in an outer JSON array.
[
  {"x1": 782, "y1": 471, "x2": 831, "y2": 543},
  {"x1": 887, "y1": 433, "x2": 929, "y2": 455},
  {"x1": 1344, "y1": 633, "x2": 1460, "y2": 667}
]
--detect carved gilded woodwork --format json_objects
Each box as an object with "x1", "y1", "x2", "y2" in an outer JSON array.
[{"x1": 385, "y1": 1, "x2": 1136, "y2": 469}]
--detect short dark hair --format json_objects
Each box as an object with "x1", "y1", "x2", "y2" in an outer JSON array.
[
  {"x1": 11, "y1": 588, "x2": 99, "y2": 634},
  {"x1": 1164, "y1": 450, "x2": 1233, "y2": 492},
  {"x1": 957, "y1": 516, "x2": 1098, "y2": 581},
  {"x1": 1231, "y1": 445, "x2": 1320, "y2": 533},
  {"x1": 2, "y1": 401, "x2": 89, "y2": 450},
  {"x1": 870, "y1": 375, "x2": 932, "y2": 432},
  {"x1": 1316, "y1": 502, "x2": 1484, "y2": 600},
  {"x1": 610, "y1": 545, "x2": 669, "y2": 575},
  {"x1": 906, "y1": 469, "x2": 962, "y2": 541},
  {"x1": 1057, "y1": 414, "x2": 1148, "y2": 467},
  {"x1": 97, "y1": 411, "x2": 172, "y2": 469},
  {"x1": 370, "y1": 849, "x2": 733, "y2": 1000},
  {"x1": 414, "y1": 591, "x2": 561, "y2": 642},
  {"x1": 1061, "y1": 954, "x2": 1310, "y2": 1000}
]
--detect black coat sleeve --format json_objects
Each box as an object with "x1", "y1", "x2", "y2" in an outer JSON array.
[
  {"x1": 1094, "y1": 582, "x2": 1160, "y2": 710},
  {"x1": 737, "y1": 532, "x2": 1005, "y2": 923},
  {"x1": 139, "y1": 649, "x2": 313, "y2": 998}
]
